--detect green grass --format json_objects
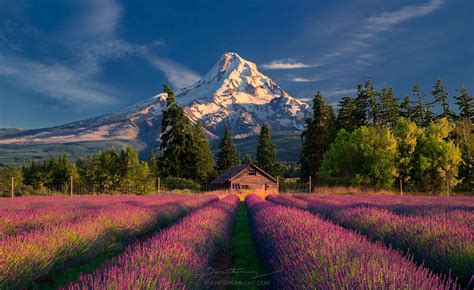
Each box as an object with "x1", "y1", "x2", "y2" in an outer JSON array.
[{"x1": 229, "y1": 202, "x2": 268, "y2": 289}]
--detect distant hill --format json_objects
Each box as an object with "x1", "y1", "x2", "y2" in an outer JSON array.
[
  {"x1": 0, "y1": 131, "x2": 301, "y2": 167},
  {"x1": 0, "y1": 128, "x2": 24, "y2": 136}
]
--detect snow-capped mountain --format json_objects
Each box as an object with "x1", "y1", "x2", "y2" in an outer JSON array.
[{"x1": 0, "y1": 52, "x2": 310, "y2": 144}]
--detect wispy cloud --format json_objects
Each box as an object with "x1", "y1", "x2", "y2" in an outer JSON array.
[
  {"x1": 73, "y1": 0, "x2": 124, "y2": 38},
  {"x1": 261, "y1": 59, "x2": 317, "y2": 70},
  {"x1": 289, "y1": 77, "x2": 325, "y2": 82},
  {"x1": 145, "y1": 56, "x2": 201, "y2": 89},
  {"x1": 322, "y1": 0, "x2": 445, "y2": 67},
  {"x1": 365, "y1": 0, "x2": 444, "y2": 31},
  {"x1": 324, "y1": 88, "x2": 357, "y2": 98},
  {"x1": 0, "y1": 53, "x2": 117, "y2": 104}
]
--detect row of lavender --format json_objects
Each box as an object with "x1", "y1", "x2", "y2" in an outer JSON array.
[
  {"x1": 0, "y1": 195, "x2": 192, "y2": 239},
  {"x1": 66, "y1": 195, "x2": 240, "y2": 289},
  {"x1": 268, "y1": 194, "x2": 473, "y2": 287},
  {"x1": 294, "y1": 194, "x2": 474, "y2": 217},
  {"x1": 249, "y1": 194, "x2": 459, "y2": 289},
  {"x1": 0, "y1": 194, "x2": 217, "y2": 288}
]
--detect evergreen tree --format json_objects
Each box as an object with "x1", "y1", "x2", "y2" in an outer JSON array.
[
  {"x1": 400, "y1": 96, "x2": 412, "y2": 120},
  {"x1": 455, "y1": 83, "x2": 473, "y2": 122},
  {"x1": 423, "y1": 101, "x2": 435, "y2": 128},
  {"x1": 256, "y1": 123, "x2": 279, "y2": 176},
  {"x1": 412, "y1": 84, "x2": 425, "y2": 126},
  {"x1": 190, "y1": 122, "x2": 215, "y2": 182},
  {"x1": 354, "y1": 78, "x2": 378, "y2": 126},
  {"x1": 336, "y1": 96, "x2": 357, "y2": 131},
  {"x1": 242, "y1": 154, "x2": 254, "y2": 164},
  {"x1": 431, "y1": 77, "x2": 452, "y2": 120},
  {"x1": 379, "y1": 86, "x2": 399, "y2": 127},
  {"x1": 216, "y1": 128, "x2": 240, "y2": 173},
  {"x1": 300, "y1": 91, "x2": 337, "y2": 181},
  {"x1": 158, "y1": 84, "x2": 195, "y2": 178}
]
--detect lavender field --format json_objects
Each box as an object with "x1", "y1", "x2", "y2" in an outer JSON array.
[{"x1": 0, "y1": 193, "x2": 472, "y2": 289}]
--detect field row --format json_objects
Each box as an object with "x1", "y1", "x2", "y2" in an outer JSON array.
[{"x1": 267, "y1": 194, "x2": 473, "y2": 286}]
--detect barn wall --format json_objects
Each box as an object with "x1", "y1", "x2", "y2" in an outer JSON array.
[{"x1": 231, "y1": 167, "x2": 277, "y2": 193}]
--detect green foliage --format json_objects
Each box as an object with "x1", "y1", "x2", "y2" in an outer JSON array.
[
  {"x1": 158, "y1": 84, "x2": 196, "y2": 178},
  {"x1": 161, "y1": 176, "x2": 201, "y2": 191},
  {"x1": 379, "y1": 86, "x2": 399, "y2": 127},
  {"x1": 452, "y1": 119, "x2": 474, "y2": 192},
  {"x1": 216, "y1": 128, "x2": 241, "y2": 173},
  {"x1": 336, "y1": 96, "x2": 357, "y2": 131},
  {"x1": 77, "y1": 147, "x2": 154, "y2": 194},
  {"x1": 413, "y1": 118, "x2": 462, "y2": 193},
  {"x1": 455, "y1": 83, "x2": 473, "y2": 122},
  {"x1": 189, "y1": 122, "x2": 215, "y2": 182},
  {"x1": 22, "y1": 154, "x2": 76, "y2": 189},
  {"x1": 393, "y1": 118, "x2": 423, "y2": 190},
  {"x1": 431, "y1": 77, "x2": 452, "y2": 120},
  {"x1": 411, "y1": 84, "x2": 425, "y2": 126},
  {"x1": 354, "y1": 78, "x2": 378, "y2": 127},
  {"x1": 0, "y1": 167, "x2": 23, "y2": 196},
  {"x1": 300, "y1": 91, "x2": 336, "y2": 181},
  {"x1": 256, "y1": 123, "x2": 281, "y2": 176},
  {"x1": 320, "y1": 127, "x2": 398, "y2": 189}
]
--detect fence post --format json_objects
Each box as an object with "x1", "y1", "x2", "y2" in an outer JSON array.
[
  {"x1": 399, "y1": 179, "x2": 403, "y2": 196},
  {"x1": 157, "y1": 177, "x2": 161, "y2": 194},
  {"x1": 308, "y1": 176, "x2": 312, "y2": 194},
  {"x1": 11, "y1": 177, "x2": 14, "y2": 198},
  {"x1": 70, "y1": 175, "x2": 74, "y2": 196},
  {"x1": 276, "y1": 177, "x2": 279, "y2": 194},
  {"x1": 446, "y1": 176, "x2": 450, "y2": 197}
]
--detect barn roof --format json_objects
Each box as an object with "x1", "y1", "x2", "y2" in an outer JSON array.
[{"x1": 210, "y1": 164, "x2": 277, "y2": 185}]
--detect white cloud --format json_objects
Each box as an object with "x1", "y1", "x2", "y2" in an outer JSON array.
[
  {"x1": 0, "y1": 53, "x2": 117, "y2": 104},
  {"x1": 146, "y1": 56, "x2": 201, "y2": 89},
  {"x1": 324, "y1": 88, "x2": 357, "y2": 97},
  {"x1": 261, "y1": 59, "x2": 316, "y2": 70},
  {"x1": 290, "y1": 77, "x2": 325, "y2": 82},
  {"x1": 366, "y1": 0, "x2": 444, "y2": 31},
  {"x1": 76, "y1": 0, "x2": 124, "y2": 38},
  {"x1": 321, "y1": 0, "x2": 445, "y2": 68}
]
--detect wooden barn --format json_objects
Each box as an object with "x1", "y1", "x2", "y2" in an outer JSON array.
[{"x1": 210, "y1": 164, "x2": 278, "y2": 193}]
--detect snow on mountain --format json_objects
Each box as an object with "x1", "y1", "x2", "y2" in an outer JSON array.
[{"x1": 0, "y1": 52, "x2": 310, "y2": 144}]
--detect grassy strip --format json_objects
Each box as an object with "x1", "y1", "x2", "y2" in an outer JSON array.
[{"x1": 228, "y1": 202, "x2": 268, "y2": 290}]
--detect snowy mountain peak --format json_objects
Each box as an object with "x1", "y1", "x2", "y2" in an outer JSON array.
[{"x1": 0, "y1": 53, "x2": 311, "y2": 145}]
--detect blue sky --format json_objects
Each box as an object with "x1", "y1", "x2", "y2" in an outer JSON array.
[{"x1": 0, "y1": 0, "x2": 472, "y2": 128}]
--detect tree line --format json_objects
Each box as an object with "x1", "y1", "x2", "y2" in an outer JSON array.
[
  {"x1": 0, "y1": 78, "x2": 471, "y2": 195},
  {"x1": 300, "y1": 77, "x2": 472, "y2": 193}
]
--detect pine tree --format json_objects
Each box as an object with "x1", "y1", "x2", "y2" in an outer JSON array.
[
  {"x1": 256, "y1": 123, "x2": 279, "y2": 176},
  {"x1": 216, "y1": 128, "x2": 240, "y2": 173},
  {"x1": 379, "y1": 86, "x2": 399, "y2": 127},
  {"x1": 423, "y1": 102, "x2": 435, "y2": 128},
  {"x1": 300, "y1": 91, "x2": 337, "y2": 181},
  {"x1": 242, "y1": 154, "x2": 254, "y2": 164},
  {"x1": 336, "y1": 96, "x2": 357, "y2": 131},
  {"x1": 431, "y1": 77, "x2": 452, "y2": 120},
  {"x1": 190, "y1": 122, "x2": 215, "y2": 182},
  {"x1": 354, "y1": 78, "x2": 378, "y2": 126},
  {"x1": 158, "y1": 84, "x2": 195, "y2": 178},
  {"x1": 400, "y1": 96, "x2": 412, "y2": 120},
  {"x1": 412, "y1": 84, "x2": 425, "y2": 126},
  {"x1": 455, "y1": 83, "x2": 473, "y2": 122}
]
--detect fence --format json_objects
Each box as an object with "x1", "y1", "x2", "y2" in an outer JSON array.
[{"x1": 0, "y1": 176, "x2": 460, "y2": 197}]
